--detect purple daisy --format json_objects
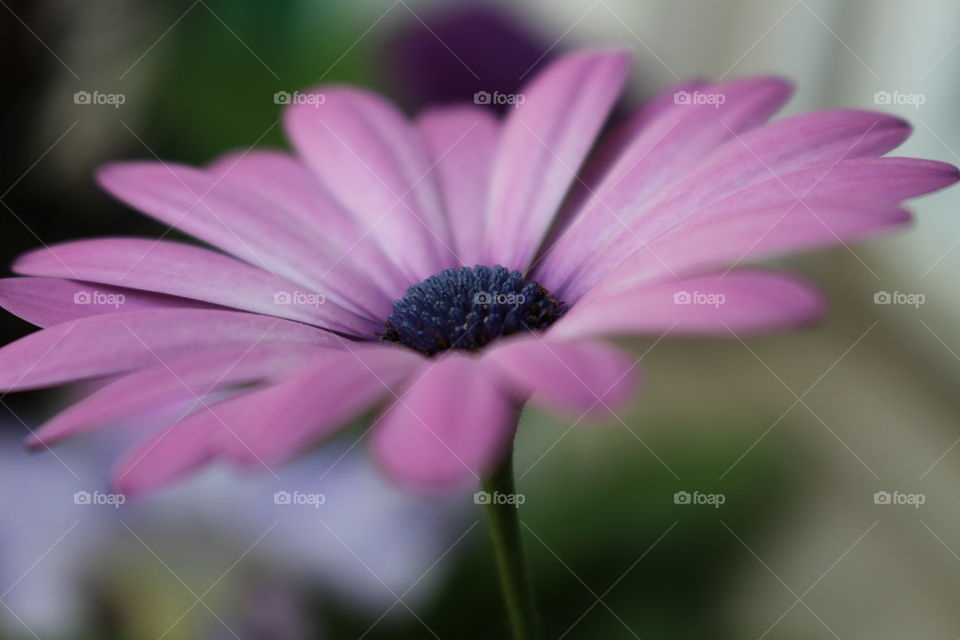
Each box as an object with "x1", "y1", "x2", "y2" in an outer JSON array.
[{"x1": 0, "y1": 49, "x2": 956, "y2": 497}]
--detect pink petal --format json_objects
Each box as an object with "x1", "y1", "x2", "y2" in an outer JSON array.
[
  {"x1": 222, "y1": 344, "x2": 422, "y2": 466},
  {"x1": 584, "y1": 200, "x2": 908, "y2": 298},
  {"x1": 551, "y1": 271, "x2": 824, "y2": 339},
  {"x1": 554, "y1": 110, "x2": 913, "y2": 295},
  {"x1": 0, "y1": 309, "x2": 337, "y2": 391},
  {"x1": 692, "y1": 156, "x2": 960, "y2": 207},
  {"x1": 14, "y1": 238, "x2": 377, "y2": 335},
  {"x1": 482, "y1": 335, "x2": 641, "y2": 416},
  {"x1": 561, "y1": 156, "x2": 956, "y2": 298},
  {"x1": 96, "y1": 162, "x2": 390, "y2": 321},
  {"x1": 284, "y1": 87, "x2": 455, "y2": 282},
  {"x1": 207, "y1": 150, "x2": 409, "y2": 297},
  {"x1": 0, "y1": 277, "x2": 208, "y2": 328},
  {"x1": 416, "y1": 106, "x2": 500, "y2": 266},
  {"x1": 546, "y1": 78, "x2": 711, "y2": 241},
  {"x1": 26, "y1": 345, "x2": 325, "y2": 449},
  {"x1": 112, "y1": 344, "x2": 422, "y2": 496},
  {"x1": 485, "y1": 49, "x2": 629, "y2": 270},
  {"x1": 111, "y1": 405, "x2": 223, "y2": 497},
  {"x1": 622, "y1": 109, "x2": 913, "y2": 239},
  {"x1": 372, "y1": 354, "x2": 515, "y2": 490},
  {"x1": 539, "y1": 76, "x2": 793, "y2": 288}
]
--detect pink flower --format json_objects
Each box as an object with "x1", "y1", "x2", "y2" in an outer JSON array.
[{"x1": 0, "y1": 50, "x2": 956, "y2": 495}]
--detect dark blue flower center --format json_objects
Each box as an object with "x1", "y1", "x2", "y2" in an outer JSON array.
[{"x1": 380, "y1": 265, "x2": 567, "y2": 356}]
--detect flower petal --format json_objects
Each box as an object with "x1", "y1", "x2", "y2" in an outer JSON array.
[
  {"x1": 14, "y1": 238, "x2": 377, "y2": 335},
  {"x1": 557, "y1": 110, "x2": 912, "y2": 294},
  {"x1": 223, "y1": 345, "x2": 422, "y2": 466},
  {"x1": 562, "y1": 156, "x2": 957, "y2": 298},
  {"x1": 482, "y1": 335, "x2": 640, "y2": 416},
  {"x1": 113, "y1": 345, "x2": 420, "y2": 496},
  {"x1": 584, "y1": 200, "x2": 908, "y2": 298},
  {"x1": 207, "y1": 150, "x2": 409, "y2": 298},
  {"x1": 284, "y1": 87, "x2": 455, "y2": 282},
  {"x1": 545, "y1": 78, "x2": 711, "y2": 241},
  {"x1": 551, "y1": 270, "x2": 824, "y2": 339},
  {"x1": 25, "y1": 346, "x2": 325, "y2": 449},
  {"x1": 416, "y1": 106, "x2": 500, "y2": 266},
  {"x1": 0, "y1": 277, "x2": 208, "y2": 328},
  {"x1": 96, "y1": 162, "x2": 390, "y2": 321},
  {"x1": 111, "y1": 408, "x2": 222, "y2": 497},
  {"x1": 485, "y1": 49, "x2": 629, "y2": 270},
  {"x1": 0, "y1": 309, "x2": 336, "y2": 391},
  {"x1": 539, "y1": 76, "x2": 793, "y2": 289},
  {"x1": 372, "y1": 354, "x2": 514, "y2": 489}
]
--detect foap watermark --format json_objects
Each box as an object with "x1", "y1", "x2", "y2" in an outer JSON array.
[
  {"x1": 874, "y1": 290, "x2": 925, "y2": 308},
  {"x1": 873, "y1": 90, "x2": 925, "y2": 109},
  {"x1": 674, "y1": 490, "x2": 725, "y2": 508},
  {"x1": 74, "y1": 290, "x2": 126, "y2": 308},
  {"x1": 473, "y1": 90, "x2": 525, "y2": 108},
  {"x1": 674, "y1": 90, "x2": 726, "y2": 108},
  {"x1": 273, "y1": 290, "x2": 326, "y2": 308},
  {"x1": 673, "y1": 290, "x2": 725, "y2": 308},
  {"x1": 274, "y1": 90, "x2": 325, "y2": 107},
  {"x1": 74, "y1": 90, "x2": 126, "y2": 109},
  {"x1": 474, "y1": 291, "x2": 525, "y2": 306},
  {"x1": 474, "y1": 490, "x2": 525, "y2": 508},
  {"x1": 74, "y1": 490, "x2": 126, "y2": 508},
  {"x1": 273, "y1": 490, "x2": 326, "y2": 509},
  {"x1": 874, "y1": 490, "x2": 925, "y2": 508}
]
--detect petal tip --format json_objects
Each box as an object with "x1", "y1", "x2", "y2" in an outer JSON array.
[{"x1": 22, "y1": 433, "x2": 45, "y2": 452}]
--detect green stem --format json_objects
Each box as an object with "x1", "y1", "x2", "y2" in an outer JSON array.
[{"x1": 482, "y1": 443, "x2": 541, "y2": 640}]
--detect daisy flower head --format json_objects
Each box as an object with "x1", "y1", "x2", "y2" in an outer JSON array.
[{"x1": 1, "y1": 48, "x2": 956, "y2": 495}]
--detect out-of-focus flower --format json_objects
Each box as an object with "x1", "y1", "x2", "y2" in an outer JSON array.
[
  {"x1": 0, "y1": 420, "x2": 463, "y2": 637},
  {"x1": 0, "y1": 48, "x2": 956, "y2": 496},
  {"x1": 386, "y1": 3, "x2": 553, "y2": 111},
  {"x1": 207, "y1": 581, "x2": 313, "y2": 640}
]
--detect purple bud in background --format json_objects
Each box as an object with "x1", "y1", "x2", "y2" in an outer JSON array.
[{"x1": 385, "y1": 3, "x2": 553, "y2": 112}]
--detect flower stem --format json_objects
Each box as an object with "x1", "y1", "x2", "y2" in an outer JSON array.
[{"x1": 482, "y1": 444, "x2": 541, "y2": 640}]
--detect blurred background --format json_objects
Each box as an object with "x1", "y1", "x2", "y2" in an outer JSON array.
[{"x1": 2, "y1": 0, "x2": 960, "y2": 638}]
